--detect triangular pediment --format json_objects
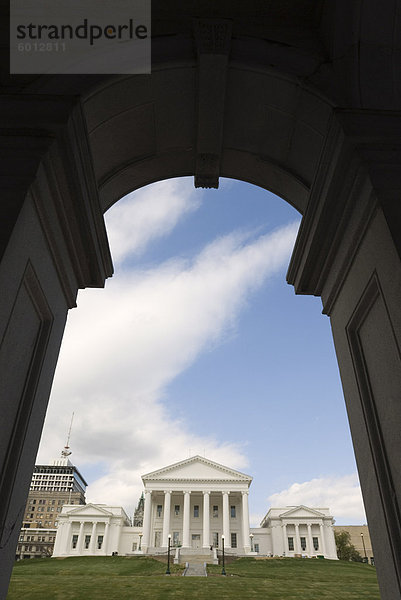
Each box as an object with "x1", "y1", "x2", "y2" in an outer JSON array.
[
  {"x1": 142, "y1": 456, "x2": 252, "y2": 483},
  {"x1": 280, "y1": 505, "x2": 328, "y2": 519},
  {"x1": 65, "y1": 503, "x2": 113, "y2": 517}
]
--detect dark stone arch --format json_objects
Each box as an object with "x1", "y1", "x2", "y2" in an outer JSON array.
[
  {"x1": 2, "y1": 2, "x2": 401, "y2": 599},
  {"x1": 83, "y1": 67, "x2": 331, "y2": 214}
]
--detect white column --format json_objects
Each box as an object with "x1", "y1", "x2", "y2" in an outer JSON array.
[
  {"x1": 319, "y1": 523, "x2": 327, "y2": 556},
  {"x1": 77, "y1": 521, "x2": 85, "y2": 554},
  {"x1": 307, "y1": 523, "x2": 313, "y2": 556},
  {"x1": 282, "y1": 523, "x2": 287, "y2": 555},
  {"x1": 182, "y1": 491, "x2": 191, "y2": 548},
  {"x1": 222, "y1": 492, "x2": 231, "y2": 548},
  {"x1": 327, "y1": 524, "x2": 338, "y2": 559},
  {"x1": 65, "y1": 521, "x2": 72, "y2": 547},
  {"x1": 114, "y1": 521, "x2": 123, "y2": 554},
  {"x1": 295, "y1": 523, "x2": 300, "y2": 554},
  {"x1": 162, "y1": 490, "x2": 172, "y2": 547},
  {"x1": 54, "y1": 519, "x2": 70, "y2": 556},
  {"x1": 142, "y1": 490, "x2": 152, "y2": 550},
  {"x1": 103, "y1": 522, "x2": 110, "y2": 555},
  {"x1": 203, "y1": 491, "x2": 210, "y2": 548},
  {"x1": 241, "y1": 491, "x2": 250, "y2": 552},
  {"x1": 89, "y1": 522, "x2": 97, "y2": 554}
]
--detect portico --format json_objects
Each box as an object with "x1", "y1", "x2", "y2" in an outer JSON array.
[
  {"x1": 141, "y1": 456, "x2": 252, "y2": 554},
  {"x1": 52, "y1": 504, "x2": 131, "y2": 557},
  {"x1": 257, "y1": 506, "x2": 337, "y2": 559}
]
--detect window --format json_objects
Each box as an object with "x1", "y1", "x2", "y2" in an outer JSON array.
[
  {"x1": 173, "y1": 532, "x2": 180, "y2": 546},
  {"x1": 157, "y1": 505, "x2": 162, "y2": 518},
  {"x1": 132, "y1": 542, "x2": 137, "y2": 551},
  {"x1": 288, "y1": 537, "x2": 294, "y2": 551},
  {"x1": 300, "y1": 536, "x2": 306, "y2": 551},
  {"x1": 84, "y1": 535, "x2": 91, "y2": 549},
  {"x1": 174, "y1": 505, "x2": 180, "y2": 516},
  {"x1": 313, "y1": 537, "x2": 319, "y2": 551},
  {"x1": 213, "y1": 505, "x2": 218, "y2": 518},
  {"x1": 230, "y1": 506, "x2": 236, "y2": 518},
  {"x1": 72, "y1": 535, "x2": 78, "y2": 549},
  {"x1": 254, "y1": 543, "x2": 260, "y2": 553},
  {"x1": 194, "y1": 505, "x2": 199, "y2": 518},
  {"x1": 231, "y1": 533, "x2": 237, "y2": 548},
  {"x1": 212, "y1": 532, "x2": 219, "y2": 547},
  {"x1": 98, "y1": 535, "x2": 103, "y2": 549}
]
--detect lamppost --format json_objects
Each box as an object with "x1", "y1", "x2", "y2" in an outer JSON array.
[
  {"x1": 361, "y1": 532, "x2": 367, "y2": 563},
  {"x1": 166, "y1": 534, "x2": 171, "y2": 575},
  {"x1": 221, "y1": 534, "x2": 226, "y2": 575},
  {"x1": 250, "y1": 533, "x2": 254, "y2": 552},
  {"x1": 138, "y1": 533, "x2": 143, "y2": 552}
]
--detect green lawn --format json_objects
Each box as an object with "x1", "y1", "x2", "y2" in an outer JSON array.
[{"x1": 7, "y1": 556, "x2": 381, "y2": 600}]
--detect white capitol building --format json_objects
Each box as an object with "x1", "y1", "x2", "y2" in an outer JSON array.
[{"x1": 53, "y1": 456, "x2": 338, "y2": 560}]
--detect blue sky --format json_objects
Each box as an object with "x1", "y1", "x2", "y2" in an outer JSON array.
[{"x1": 38, "y1": 177, "x2": 364, "y2": 526}]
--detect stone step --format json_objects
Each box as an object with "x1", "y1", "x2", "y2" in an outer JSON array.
[
  {"x1": 181, "y1": 555, "x2": 210, "y2": 563},
  {"x1": 183, "y1": 563, "x2": 207, "y2": 577}
]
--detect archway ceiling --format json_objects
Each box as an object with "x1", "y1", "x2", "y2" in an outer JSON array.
[
  {"x1": 84, "y1": 67, "x2": 332, "y2": 214},
  {"x1": 1, "y1": 0, "x2": 400, "y2": 213}
]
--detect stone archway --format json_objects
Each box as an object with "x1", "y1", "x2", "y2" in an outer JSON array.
[{"x1": 1, "y1": 3, "x2": 401, "y2": 598}]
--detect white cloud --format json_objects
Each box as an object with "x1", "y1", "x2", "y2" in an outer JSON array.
[
  {"x1": 268, "y1": 474, "x2": 366, "y2": 524},
  {"x1": 106, "y1": 178, "x2": 201, "y2": 264},
  {"x1": 38, "y1": 182, "x2": 299, "y2": 517}
]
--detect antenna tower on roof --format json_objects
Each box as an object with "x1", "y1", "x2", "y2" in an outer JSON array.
[{"x1": 61, "y1": 412, "x2": 74, "y2": 458}]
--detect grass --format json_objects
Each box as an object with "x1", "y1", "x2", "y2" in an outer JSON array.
[{"x1": 7, "y1": 556, "x2": 381, "y2": 600}]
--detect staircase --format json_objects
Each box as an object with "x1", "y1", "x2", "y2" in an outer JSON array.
[{"x1": 182, "y1": 556, "x2": 208, "y2": 577}]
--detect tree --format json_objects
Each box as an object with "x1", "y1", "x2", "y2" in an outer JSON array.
[{"x1": 335, "y1": 530, "x2": 363, "y2": 562}]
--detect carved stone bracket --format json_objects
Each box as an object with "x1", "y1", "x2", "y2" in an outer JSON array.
[
  {"x1": 193, "y1": 19, "x2": 232, "y2": 189},
  {"x1": 194, "y1": 19, "x2": 232, "y2": 56}
]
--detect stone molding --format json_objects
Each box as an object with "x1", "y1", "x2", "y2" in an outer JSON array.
[
  {"x1": 0, "y1": 95, "x2": 113, "y2": 308},
  {"x1": 287, "y1": 109, "x2": 401, "y2": 315}
]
